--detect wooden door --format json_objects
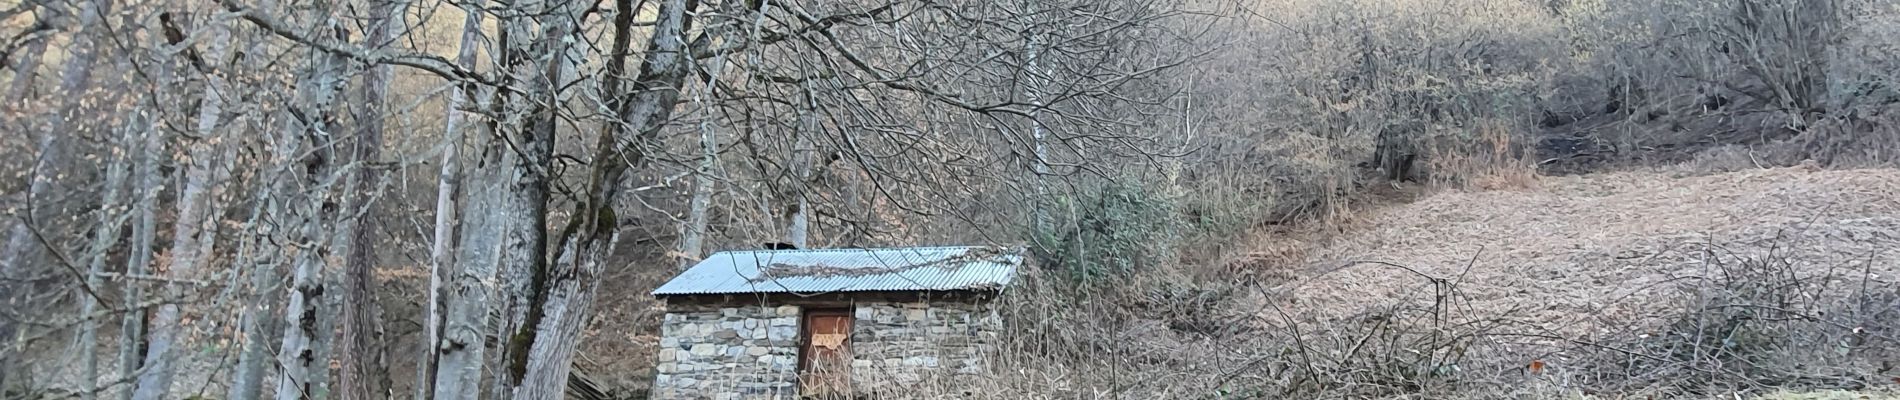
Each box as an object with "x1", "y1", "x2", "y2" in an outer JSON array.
[{"x1": 798, "y1": 309, "x2": 853, "y2": 398}]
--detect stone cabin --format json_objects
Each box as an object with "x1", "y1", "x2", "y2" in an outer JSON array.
[{"x1": 648, "y1": 246, "x2": 1022, "y2": 399}]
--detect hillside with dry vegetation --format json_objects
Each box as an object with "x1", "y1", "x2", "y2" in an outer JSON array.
[{"x1": 910, "y1": 166, "x2": 1895, "y2": 400}]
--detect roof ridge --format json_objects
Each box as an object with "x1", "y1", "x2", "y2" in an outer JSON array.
[
  {"x1": 712, "y1": 245, "x2": 989, "y2": 255},
  {"x1": 655, "y1": 245, "x2": 1021, "y2": 296}
]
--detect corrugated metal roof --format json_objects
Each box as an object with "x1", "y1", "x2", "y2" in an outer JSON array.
[{"x1": 652, "y1": 246, "x2": 1022, "y2": 296}]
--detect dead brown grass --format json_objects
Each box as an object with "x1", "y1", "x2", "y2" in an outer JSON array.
[{"x1": 1277, "y1": 166, "x2": 1899, "y2": 335}]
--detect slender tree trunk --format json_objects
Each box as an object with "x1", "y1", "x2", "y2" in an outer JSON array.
[
  {"x1": 434, "y1": 5, "x2": 544, "y2": 392},
  {"x1": 1, "y1": 0, "x2": 107, "y2": 390},
  {"x1": 118, "y1": 83, "x2": 166, "y2": 400},
  {"x1": 225, "y1": 10, "x2": 287, "y2": 399},
  {"x1": 431, "y1": 120, "x2": 510, "y2": 400},
  {"x1": 416, "y1": 5, "x2": 483, "y2": 399},
  {"x1": 0, "y1": 111, "x2": 53, "y2": 400},
  {"x1": 229, "y1": 188, "x2": 286, "y2": 400},
  {"x1": 785, "y1": 82, "x2": 816, "y2": 248},
  {"x1": 115, "y1": 9, "x2": 191, "y2": 400},
  {"x1": 130, "y1": 15, "x2": 235, "y2": 399},
  {"x1": 338, "y1": 0, "x2": 406, "y2": 398},
  {"x1": 228, "y1": 66, "x2": 299, "y2": 400},
  {"x1": 677, "y1": 123, "x2": 718, "y2": 269},
  {"x1": 76, "y1": 14, "x2": 151, "y2": 398},
  {"x1": 76, "y1": 79, "x2": 138, "y2": 400},
  {"x1": 665, "y1": 0, "x2": 718, "y2": 269},
  {"x1": 226, "y1": 116, "x2": 290, "y2": 400},
  {"x1": 131, "y1": 127, "x2": 235, "y2": 397},
  {"x1": 786, "y1": 126, "x2": 812, "y2": 249},
  {"x1": 679, "y1": 0, "x2": 766, "y2": 266},
  {"x1": 437, "y1": 9, "x2": 532, "y2": 394},
  {"x1": 1025, "y1": 35, "x2": 1051, "y2": 229},
  {"x1": 276, "y1": 167, "x2": 342, "y2": 400}
]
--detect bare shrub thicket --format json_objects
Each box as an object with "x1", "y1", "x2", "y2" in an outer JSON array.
[
  {"x1": 963, "y1": 256, "x2": 1541, "y2": 399},
  {"x1": 1570, "y1": 239, "x2": 1900, "y2": 395},
  {"x1": 1546, "y1": 0, "x2": 1900, "y2": 170},
  {"x1": 1174, "y1": 0, "x2": 1900, "y2": 222},
  {"x1": 1180, "y1": 0, "x2": 1562, "y2": 223}
]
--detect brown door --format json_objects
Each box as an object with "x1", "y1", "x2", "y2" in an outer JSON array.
[{"x1": 798, "y1": 309, "x2": 853, "y2": 398}]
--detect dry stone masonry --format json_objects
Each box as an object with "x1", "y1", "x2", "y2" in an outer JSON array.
[
  {"x1": 652, "y1": 305, "x2": 803, "y2": 399},
  {"x1": 649, "y1": 299, "x2": 1002, "y2": 400},
  {"x1": 849, "y1": 301, "x2": 1000, "y2": 392}
]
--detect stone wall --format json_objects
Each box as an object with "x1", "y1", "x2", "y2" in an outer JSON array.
[
  {"x1": 652, "y1": 305, "x2": 802, "y2": 400},
  {"x1": 848, "y1": 300, "x2": 1002, "y2": 395},
  {"x1": 649, "y1": 299, "x2": 1002, "y2": 399}
]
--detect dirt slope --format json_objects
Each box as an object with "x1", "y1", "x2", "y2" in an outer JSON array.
[{"x1": 1275, "y1": 166, "x2": 1900, "y2": 335}]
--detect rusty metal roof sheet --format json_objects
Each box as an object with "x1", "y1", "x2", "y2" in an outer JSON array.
[{"x1": 651, "y1": 246, "x2": 1023, "y2": 296}]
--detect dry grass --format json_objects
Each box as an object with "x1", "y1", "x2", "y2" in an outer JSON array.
[
  {"x1": 1755, "y1": 390, "x2": 1900, "y2": 400},
  {"x1": 1277, "y1": 166, "x2": 1898, "y2": 333}
]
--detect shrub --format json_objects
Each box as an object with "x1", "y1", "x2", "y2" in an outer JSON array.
[
  {"x1": 1581, "y1": 239, "x2": 1900, "y2": 394},
  {"x1": 1028, "y1": 180, "x2": 1180, "y2": 284}
]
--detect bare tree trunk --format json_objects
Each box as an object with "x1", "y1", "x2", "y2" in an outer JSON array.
[
  {"x1": 786, "y1": 110, "x2": 812, "y2": 249},
  {"x1": 416, "y1": 5, "x2": 483, "y2": 399},
  {"x1": 229, "y1": 190, "x2": 286, "y2": 400},
  {"x1": 118, "y1": 85, "x2": 165, "y2": 400},
  {"x1": 75, "y1": 166, "x2": 119, "y2": 395},
  {"x1": 678, "y1": 0, "x2": 768, "y2": 266},
  {"x1": 1024, "y1": 35, "x2": 1051, "y2": 229},
  {"x1": 674, "y1": 0, "x2": 719, "y2": 269},
  {"x1": 338, "y1": 0, "x2": 406, "y2": 398},
  {"x1": 487, "y1": 11, "x2": 541, "y2": 396},
  {"x1": 276, "y1": 167, "x2": 342, "y2": 400},
  {"x1": 0, "y1": 134, "x2": 55, "y2": 388},
  {"x1": 431, "y1": 122, "x2": 510, "y2": 400},
  {"x1": 226, "y1": 114, "x2": 291, "y2": 400},
  {"x1": 437, "y1": 8, "x2": 532, "y2": 394},
  {"x1": 113, "y1": 8, "x2": 195, "y2": 398},
  {"x1": 129, "y1": 14, "x2": 235, "y2": 399},
  {"x1": 76, "y1": 72, "x2": 139, "y2": 400},
  {"x1": 275, "y1": 11, "x2": 351, "y2": 400},
  {"x1": 677, "y1": 121, "x2": 719, "y2": 269},
  {"x1": 507, "y1": 0, "x2": 697, "y2": 397},
  {"x1": 1, "y1": 0, "x2": 107, "y2": 390},
  {"x1": 224, "y1": 10, "x2": 287, "y2": 399},
  {"x1": 491, "y1": 0, "x2": 580, "y2": 394},
  {"x1": 132, "y1": 125, "x2": 235, "y2": 397},
  {"x1": 784, "y1": 75, "x2": 818, "y2": 249}
]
